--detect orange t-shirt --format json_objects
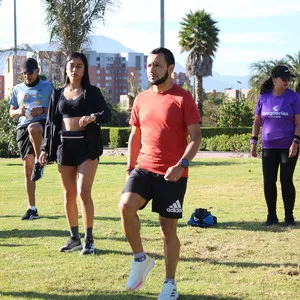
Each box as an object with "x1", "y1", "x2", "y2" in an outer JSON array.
[{"x1": 130, "y1": 84, "x2": 201, "y2": 177}]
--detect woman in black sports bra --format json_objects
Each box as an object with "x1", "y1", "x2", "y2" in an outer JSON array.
[{"x1": 40, "y1": 52, "x2": 111, "y2": 255}]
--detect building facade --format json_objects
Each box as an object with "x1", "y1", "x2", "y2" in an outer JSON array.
[
  {"x1": 0, "y1": 75, "x2": 4, "y2": 100},
  {"x1": 85, "y1": 51, "x2": 147, "y2": 103}
]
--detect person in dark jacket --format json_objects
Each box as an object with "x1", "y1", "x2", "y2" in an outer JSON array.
[{"x1": 40, "y1": 52, "x2": 111, "y2": 255}]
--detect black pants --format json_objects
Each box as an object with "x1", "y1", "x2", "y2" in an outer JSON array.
[{"x1": 262, "y1": 148, "x2": 298, "y2": 218}]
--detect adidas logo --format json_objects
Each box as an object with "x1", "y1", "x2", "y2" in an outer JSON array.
[{"x1": 167, "y1": 200, "x2": 182, "y2": 213}]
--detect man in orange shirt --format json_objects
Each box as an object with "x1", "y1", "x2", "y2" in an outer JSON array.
[{"x1": 118, "y1": 47, "x2": 202, "y2": 300}]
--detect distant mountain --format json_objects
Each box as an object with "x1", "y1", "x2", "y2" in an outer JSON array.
[
  {"x1": 0, "y1": 35, "x2": 250, "y2": 90},
  {"x1": 86, "y1": 35, "x2": 135, "y2": 53},
  {"x1": 203, "y1": 72, "x2": 250, "y2": 91},
  {"x1": 30, "y1": 35, "x2": 136, "y2": 54}
]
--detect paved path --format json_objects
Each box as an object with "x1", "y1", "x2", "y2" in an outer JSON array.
[{"x1": 103, "y1": 148, "x2": 251, "y2": 158}]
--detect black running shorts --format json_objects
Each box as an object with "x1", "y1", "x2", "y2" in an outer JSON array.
[
  {"x1": 56, "y1": 130, "x2": 89, "y2": 166},
  {"x1": 16, "y1": 120, "x2": 46, "y2": 160},
  {"x1": 122, "y1": 168, "x2": 187, "y2": 219}
]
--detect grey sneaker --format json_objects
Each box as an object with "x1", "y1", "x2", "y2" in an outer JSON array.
[
  {"x1": 59, "y1": 237, "x2": 82, "y2": 252},
  {"x1": 21, "y1": 208, "x2": 39, "y2": 220},
  {"x1": 31, "y1": 162, "x2": 44, "y2": 182},
  {"x1": 80, "y1": 238, "x2": 95, "y2": 255}
]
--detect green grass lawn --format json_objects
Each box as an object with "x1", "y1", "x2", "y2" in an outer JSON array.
[{"x1": 0, "y1": 156, "x2": 299, "y2": 300}]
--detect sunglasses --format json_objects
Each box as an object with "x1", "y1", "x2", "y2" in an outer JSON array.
[
  {"x1": 23, "y1": 69, "x2": 37, "y2": 76},
  {"x1": 279, "y1": 77, "x2": 291, "y2": 82}
]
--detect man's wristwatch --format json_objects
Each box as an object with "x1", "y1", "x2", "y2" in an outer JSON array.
[{"x1": 179, "y1": 158, "x2": 189, "y2": 168}]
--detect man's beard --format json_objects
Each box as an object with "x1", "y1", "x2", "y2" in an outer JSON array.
[{"x1": 149, "y1": 70, "x2": 169, "y2": 86}]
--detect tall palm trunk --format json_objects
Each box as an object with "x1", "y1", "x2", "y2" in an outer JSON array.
[{"x1": 195, "y1": 74, "x2": 203, "y2": 117}]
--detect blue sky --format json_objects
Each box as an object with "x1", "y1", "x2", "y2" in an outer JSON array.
[{"x1": 0, "y1": 0, "x2": 299, "y2": 77}]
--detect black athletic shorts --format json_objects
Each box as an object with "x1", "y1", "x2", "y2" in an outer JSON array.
[
  {"x1": 16, "y1": 120, "x2": 46, "y2": 160},
  {"x1": 122, "y1": 167, "x2": 187, "y2": 219},
  {"x1": 57, "y1": 130, "x2": 89, "y2": 166}
]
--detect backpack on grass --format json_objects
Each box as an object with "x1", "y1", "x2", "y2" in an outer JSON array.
[{"x1": 187, "y1": 208, "x2": 217, "y2": 228}]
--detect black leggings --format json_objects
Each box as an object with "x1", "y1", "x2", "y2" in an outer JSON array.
[{"x1": 262, "y1": 148, "x2": 298, "y2": 218}]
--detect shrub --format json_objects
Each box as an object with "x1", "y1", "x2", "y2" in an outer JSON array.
[
  {"x1": 101, "y1": 127, "x2": 110, "y2": 146},
  {"x1": 201, "y1": 133, "x2": 261, "y2": 153},
  {"x1": 0, "y1": 99, "x2": 19, "y2": 157},
  {"x1": 109, "y1": 127, "x2": 131, "y2": 148}
]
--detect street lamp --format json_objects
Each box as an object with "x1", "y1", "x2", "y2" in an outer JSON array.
[
  {"x1": 13, "y1": 0, "x2": 18, "y2": 86},
  {"x1": 237, "y1": 81, "x2": 242, "y2": 102},
  {"x1": 160, "y1": 0, "x2": 164, "y2": 47}
]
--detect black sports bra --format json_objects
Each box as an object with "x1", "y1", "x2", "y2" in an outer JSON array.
[{"x1": 58, "y1": 92, "x2": 87, "y2": 118}]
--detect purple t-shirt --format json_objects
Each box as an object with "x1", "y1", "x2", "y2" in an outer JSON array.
[{"x1": 255, "y1": 89, "x2": 300, "y2": 149}]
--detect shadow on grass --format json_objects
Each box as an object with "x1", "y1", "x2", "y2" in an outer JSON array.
[
  {"x1": 0, "y1": 215, "x2": 65, "y2": 220},
  {"x1": 191, "y1": 160, "x2": 247, "y2": 167},
  {"x1": 196, "y1": 221, "x2": 300, "y2": 232},
  {"x1": 180, "y1": 255, "x2": 299, "y2": 269},
  {"x1": 4, "y1": 163, "x2": 23, "y2": 166},
  {"x1": 95, "y1": 216, "x2": 160, "y2": 228},
  {"x1": 96, "y1": 217, "x2": 299, "y2": 232},
  {"x1": 0, "y1": 229, "x2": 68, "y2": 239},
  {"x1": 99, "y1": 161, "x2": 127, "y2": 166},
  {"x1": 0, "y1": 291, "x2": 240, "y2": 299}
]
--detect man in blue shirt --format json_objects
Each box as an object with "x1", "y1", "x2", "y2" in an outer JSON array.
[{"x1": 9, "y1": 57, "x2": 53, "y2": 220}]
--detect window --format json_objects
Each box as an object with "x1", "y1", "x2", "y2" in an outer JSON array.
[
  {"x1": 96, "y1": 57, "x2": 100, "y2": 61},
  {"x1": 97, "y1": 70, "x2": 100, "y2": 74},
  {"x1": 135, "y1": 56, "x2": 141, "y2": 70}
]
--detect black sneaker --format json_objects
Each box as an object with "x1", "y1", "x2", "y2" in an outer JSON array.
[
  {"x1": 60, "y1": 237, "x2": 83, "y2": 252},
  {"x1": 80, "y1": 238, "x2": 95, "y2": 255},
  {"x1": 31, "y1": 162, "x2": 44, "y2": 182},
  {"x1": 21, "y1": 208, "x2": 40, "y2": 220},
  {"x1": 284, "y1": 217, "x2": 295, "y2": 226},
  {"x1": 265, "y1": 214, "x2": 279, "y2": 226}
]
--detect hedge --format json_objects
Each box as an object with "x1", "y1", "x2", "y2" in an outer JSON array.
[{"x1": 0, "y1": 126, "x2": 257, "y2": 158}]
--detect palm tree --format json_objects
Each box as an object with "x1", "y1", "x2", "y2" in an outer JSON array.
[
  {"x1": 248, "y1": 59, "x2": 287, "y2": 101},
  {"x1": 42, "y1": 0, "x2": 116, "y2": 55},
  {"x1": 178, "y1": 10, "x2": 220, "y2": 116},
  {"x1": 285, "y1": 52, "x2": 300, "y2": 91}
]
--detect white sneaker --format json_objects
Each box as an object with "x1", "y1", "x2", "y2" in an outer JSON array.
[
  {"x1": 126, "y1": 254, "x2": 155, "y2": 291},
  {"x1": 158, "y1": 281, "x2": 179, "y2": 300}
]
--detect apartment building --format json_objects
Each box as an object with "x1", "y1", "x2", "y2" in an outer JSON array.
[{"x1": 85, "y1": 51, "x2": 147, "y2": 103}]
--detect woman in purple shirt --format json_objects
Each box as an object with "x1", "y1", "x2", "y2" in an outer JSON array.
[{"x1": 251, "y1": 65, "x2": 300, "y2": 226}]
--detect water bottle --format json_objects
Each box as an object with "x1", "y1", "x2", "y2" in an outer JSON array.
[{"x1": 25, "y1": 108, "x2": 32, "y2": 119}]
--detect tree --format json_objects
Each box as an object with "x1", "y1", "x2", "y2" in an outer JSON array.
[
  {"x1": 248, "y1": 59, "x2": 286, "y2": 102},
  {"x1": 285, "y1": 52, "x2": 300, "y2": 91},
  {"x1": 216, "y1": 99, "x2": 253, "y2": 127},
  {"x1": 43, "y1": 0, "x2": 116, "y2": 55},
  {"x1": 179, "y1": 10, "x2": 220, "y2": 117},
  {"x1": 0, "y1": 98, "x2": 18, "y2": 157}
]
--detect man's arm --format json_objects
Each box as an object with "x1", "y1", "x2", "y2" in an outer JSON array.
[
  {"x1": 127, "y1": 125, "x2": 142, "y2": 173},
  {"x1": 164, "y1": 123, "x2": 201, "y2": 181},
  {"x1": 179, "y1": 123, "x2": 202, "y2": 162},
  {"x1": 9, "y1": 105, "x2": 25, "y2": 118}
]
